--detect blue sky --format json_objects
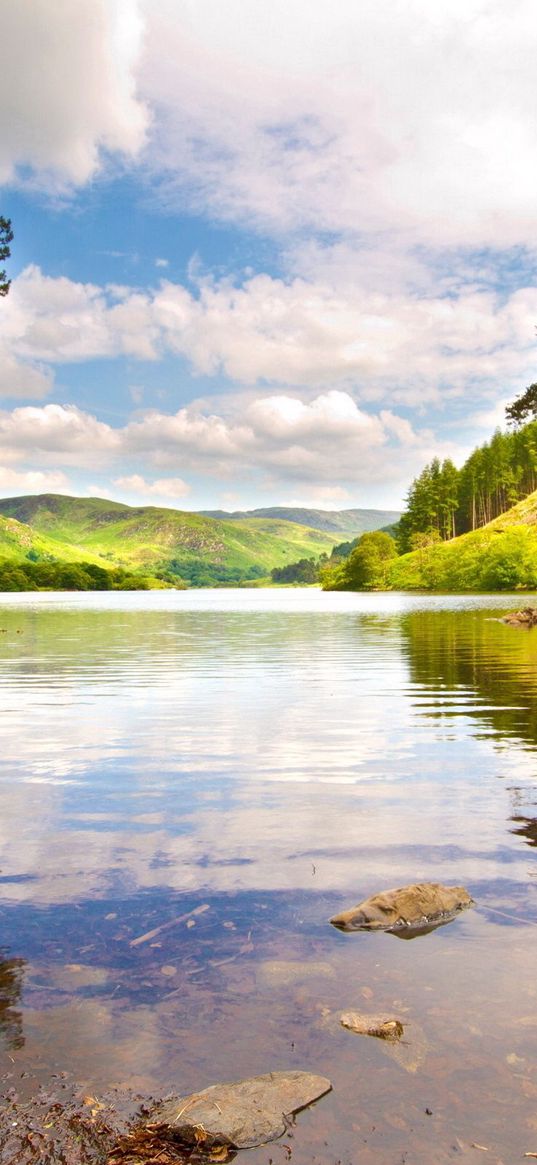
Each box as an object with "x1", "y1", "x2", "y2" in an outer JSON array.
[{"x1": 2, "y1": 0, "x2": 537, "y2": 512}]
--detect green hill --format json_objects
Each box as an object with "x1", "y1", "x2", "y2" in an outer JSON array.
[
  {"x1": 202, "y1": 505, "x2": 401, "y2": 538},
  {"x1": 389, "y1": 489, "x2": 537, "y2": 592},
  {"x1": 0, "y1": 511, "x2": 106, "y2": 565},
  {"x1": 0, "y1": 494, "x2": 339, "y2": 586}
]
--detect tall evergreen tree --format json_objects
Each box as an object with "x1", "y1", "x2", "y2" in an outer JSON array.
[
  {"x1": 398, "y1": 417, "x2": 537, "y2": 547},
  {"x1": 0, "y1": 217, "x2": 13, "y2": 297}
]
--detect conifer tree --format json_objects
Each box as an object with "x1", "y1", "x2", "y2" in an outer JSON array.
[{"x1": 0, "y1": 217, "x2": 13, "y2": 297}]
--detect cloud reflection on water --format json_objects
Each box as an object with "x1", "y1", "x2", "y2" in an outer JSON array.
[{"x1": 0, "y1": 594, "x2": 536, "y2": 908}]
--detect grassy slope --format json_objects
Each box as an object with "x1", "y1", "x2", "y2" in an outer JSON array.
[
  {"x1": 389, "y1": 489, "x2": 537, "y2": 591},
  {"x1": 0, "y1": 512, "x2": 108, "y2": 565},
  {"x1": 0, "y1": 494, "x2": 338, "y2": 576}
]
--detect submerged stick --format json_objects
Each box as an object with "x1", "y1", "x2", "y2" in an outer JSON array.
[
  {"x1": 477, "y1": 904, "x2": 537, "y2": 928},
  {"x1": 130, "y1": 903, "x2": 210, "y2": 947}
]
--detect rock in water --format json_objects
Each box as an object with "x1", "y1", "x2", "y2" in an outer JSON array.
[
  {"x1": 502, "y1": 607, "x2": 537, "y2": 627},
  {"x1": 146, "y1": 1071, "x2": 332, "y2": 1150},
  {"x1": 330, "y1": 882, "x2": 473, "y2": 935},
  {"x1": 340, "y1": 1012, "x2": 404, "y2": 1041}
]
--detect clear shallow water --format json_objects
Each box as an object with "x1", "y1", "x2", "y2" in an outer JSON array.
[{"x1": 0, "y1": 589, "x2": 537, "y2": 1162}]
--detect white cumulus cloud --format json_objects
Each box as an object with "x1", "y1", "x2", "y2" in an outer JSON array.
[
  {"x1": 0, "y1": 405, "x2": 120, "y2": 468},
  {"x1": 122, "y1": 389, "x2": 451, "y2": 490},
  {"x1": 0, "y1": 350, "x2": 53, "y2": 400},
  {"x1": 0, "y1": 0, "x2": 148, "y2": 190},
  {"x1": 113, "y1": 474, "x2": 191, "y2": 499},
  {"x1": 4, "y1": 267, "x2": 159, "y2": 363},
  {"x1": 0, "y1": 467, "x2": 71, "y2": 496}
]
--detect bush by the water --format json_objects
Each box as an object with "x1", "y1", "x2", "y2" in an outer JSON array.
[
  {"x1": 270, "y1": 557, "x2": 321, "y2": 584},
  {"x1": 322, "y1": 531, "x2": 398, "y2": 590},
  {"x1": 163, "y1": 560, "x2": 266, "y2": 587},
  {"x1": 0, "y1": 560, "x2": 163, "y2": 591}
]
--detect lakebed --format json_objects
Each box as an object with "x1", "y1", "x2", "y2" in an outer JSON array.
[{"x1": 0, "y1": 589, "x2": 536, "y2": 1163}]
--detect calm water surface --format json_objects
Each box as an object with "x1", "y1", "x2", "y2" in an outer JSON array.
[{"x1": 0, "y1": 589, "x2": 537, "y2": 1163}]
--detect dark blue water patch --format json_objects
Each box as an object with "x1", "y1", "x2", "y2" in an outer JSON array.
[
  {"x1": 60, "y1": 817, "x2": 195, "y2": 836},
  {"x1": 148, "y1": 853, "x2": 177, "y2": 870},
  {"x1": 194, "y1": 856, "x2": 255, "y2": 867},
  {"x1": 0, "y1": 887, "x2": 342, "y2": 955},
  {"x1": 0, "y1": 888, "x2": 350, "y2": 1018},
  {"x1": 0, "y1": 875, "x2": 38, "y2": 885},
  {"x1": 57, "y1": 763, "x2": 262, "y2": 825}
]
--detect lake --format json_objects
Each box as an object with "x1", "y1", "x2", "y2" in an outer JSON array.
[{"x1": 0, "y1": 588, "x2": 536, "y2": 1164}]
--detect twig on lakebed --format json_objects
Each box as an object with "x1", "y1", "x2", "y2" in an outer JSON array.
[
  {"x1": 130, "y1": 903, "x2": 210, "y2": 947},
  {"x1": 477, "y1": 904, "x2": 537, "y2": 927}
]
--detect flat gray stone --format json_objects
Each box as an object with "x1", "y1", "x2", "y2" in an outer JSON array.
[{"x1": 147, "y1": 1070, "x2": 332, "y2": 1150}]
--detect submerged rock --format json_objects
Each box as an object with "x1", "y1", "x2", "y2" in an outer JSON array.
[
  {"x1": 320, "y1": 1007, "x2": 428, "y2": 1074},
  {"x1": 330, "y1": 882, "x2": 473, "y2": 935},
  {"x1": 146, "y1": 1070, "x2": 332, "y2": 1151},
  {"x1": 502, "y1": 607, "x2": 537, "y2": 627},
  {"x1": 340, "y1": 1011, "x2": 404, "y2": 1042}
]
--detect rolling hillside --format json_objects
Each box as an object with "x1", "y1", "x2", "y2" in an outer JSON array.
[{"x1": 0, "y1": 494, "x2": 340, "y2": 585}]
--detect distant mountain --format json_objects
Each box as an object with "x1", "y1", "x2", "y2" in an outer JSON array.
[
  {"x1": 0, "y1": 494, "x2": 340, "y2": 586},
  {"x1": 201, "y1": 506, "x2": 401, "y2": 538}
]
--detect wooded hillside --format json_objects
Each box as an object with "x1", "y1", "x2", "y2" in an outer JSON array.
[{"x1": 398, "y1": 421, "x2": 537, "y2": 551}]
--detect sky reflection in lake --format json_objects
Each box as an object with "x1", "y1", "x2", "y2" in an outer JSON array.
[{"x1": 0, "y1": 590, "x2": 537, "y2": 1163}]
